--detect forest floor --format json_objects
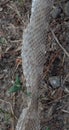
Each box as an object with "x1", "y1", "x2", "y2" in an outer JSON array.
[
  {"x1": 0, "y1": 0, "x2": 31, "y2": 129},
  {"x1": 0, "y1": 0, "x2": 69, "y2": 130}
]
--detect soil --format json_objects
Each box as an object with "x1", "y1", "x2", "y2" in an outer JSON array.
[{"x1": 0, "y1": 0, "x2": 69, "y2": 130}]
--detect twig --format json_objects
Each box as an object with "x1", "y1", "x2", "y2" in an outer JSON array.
[
  {"x1": 0, "y1": 0, "x2": 9, "y2": 7},
  {"x1": 62, "y1": 109, "x2": 69, "y2": 114},
  {"x1": 47, "y1": 93, "x2": 69, "y2": 105},
  {"x1": 7, "y1": 4, "x2": 25, "y2": 24},
  {"x1": 63, "y1": 73, "x2": 69, "y2": 85},
  {"x1": 50, "y1": 29, "x2": 69, "y2": 58},
  {"x1": 9, "y1": 40, "x2": 22, "y2": 43}
]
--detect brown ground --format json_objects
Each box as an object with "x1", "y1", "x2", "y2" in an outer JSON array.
[{"x1": 0, "y1": 0, "x2": 69, "y2": 130}]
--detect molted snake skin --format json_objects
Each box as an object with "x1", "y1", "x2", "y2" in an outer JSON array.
[{"x1": 16, "y1": 0, "x2": 54, "y2": 130}]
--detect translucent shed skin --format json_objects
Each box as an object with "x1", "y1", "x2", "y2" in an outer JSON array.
[{"x1": 16, "y1": 0, "x2": 54, "y2": 130}]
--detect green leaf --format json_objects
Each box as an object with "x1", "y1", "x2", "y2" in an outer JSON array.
[
  {"x1": 46, "y1": 127, "x2": 50, "y2": 130},
  {"x1": 26, "y1": 92, "x2": 32, "y2": 97},
  {"x1": 0, "y1": 108, "x2": 5, "y2": 113},
  {"x1": 4, "y1": 113, "x2": 11, "y2": 123},
  {"x1": 15, "y1": 75, "x2": 21, "y2": 84},
  {"x1": 9, "y1": 75, "x2": 21, "y2": 93},
  {"x1": 0, "y1": 37, "x2": 7, "y2": 44}
]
